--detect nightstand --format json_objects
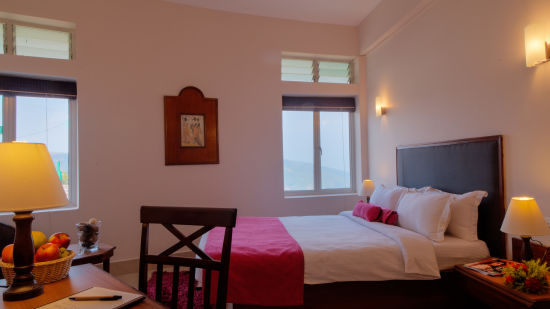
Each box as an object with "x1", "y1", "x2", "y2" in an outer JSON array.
[{"x1": 455, "y1": 264, "x2": 550, "y2": 308}]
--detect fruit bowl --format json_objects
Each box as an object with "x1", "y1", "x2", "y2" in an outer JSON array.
[{"x1": 0, "y1": 250, "x2": 76, "y2": 285}]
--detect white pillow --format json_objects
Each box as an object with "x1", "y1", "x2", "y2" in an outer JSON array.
[
  {"x1": 370, "y1": 185, "x2": 408, "y2": 210},
  {"x1": 397, "y1": 191, "x2": 453, "y2": 242},
  {"x1": 406, "y1": 186, "x2": 432, "y2": 193},
  {"x1": 434, "y1": 190, "x2": 487, "y2": 241}
]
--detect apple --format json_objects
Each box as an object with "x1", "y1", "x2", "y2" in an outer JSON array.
[
  {"x1": 32, "y1": 231, "x2": 48, "y2": 250},
  {"x1": 35, "y1": 243, "x2": 60, "y2": 262},
  {"x1": 48, "y1": 232, "x2": 71, "y2": 249},
  {"x1": 1, "y1": 244, "x2": 14, "y2": 264}
]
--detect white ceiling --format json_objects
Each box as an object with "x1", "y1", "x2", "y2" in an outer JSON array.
[{"x1": 163, "y1": 0, "x2": 382, "y2": 26}]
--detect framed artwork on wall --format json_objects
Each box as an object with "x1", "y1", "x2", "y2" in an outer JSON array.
[
  {"x1": 164, "y1": 86, "x2": 219, "y2": 165},
  {"x1": 180, "y1": 114, "x2": 205, "y2": 147}
]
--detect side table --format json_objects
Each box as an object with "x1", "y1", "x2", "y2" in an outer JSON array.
[
  {"x1": 68, "y1": 243, "x2": 116, "y2": 272},
  {"x1": 455, "y1": 263, "x2": 550, "y2": 308}
]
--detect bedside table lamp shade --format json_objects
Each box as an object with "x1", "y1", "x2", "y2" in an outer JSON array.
[
  {"x1": 0, "y1": 143, "x2": 69, "y2": 211},
  {"x1": 0, "y1": 142, "x2": 69, "y2": 301},
  {"x1": 501, "y1": 197, "x2": 550, "y2": 261},
  {"x1": 358, "y1": 180, "x2": 375, "y2": 202}
]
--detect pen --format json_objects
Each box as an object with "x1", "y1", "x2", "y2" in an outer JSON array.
[{"x1": 69, "y1": 295, "x2": 123, "y2": 301}]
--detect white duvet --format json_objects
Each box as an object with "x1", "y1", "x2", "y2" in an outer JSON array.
[{"x1": 279, "y1": 211, "x2": 441, "y2": 284}]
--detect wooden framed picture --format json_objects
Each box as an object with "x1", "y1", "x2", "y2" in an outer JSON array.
[{"x1": 164, "y1": 86, "x2": 219, "y2": 165}]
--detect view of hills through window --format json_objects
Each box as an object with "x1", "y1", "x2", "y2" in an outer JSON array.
[
  {"x1": 16, "y1": 96, "x2": 70, "y2": 197},
  {"x1": 283, "y1": 111, "x2": 351, "y2": 191}
]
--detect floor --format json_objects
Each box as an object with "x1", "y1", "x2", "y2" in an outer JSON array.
[{"x1": 115, "y1": 271, "x2": 140, "y2": 289}]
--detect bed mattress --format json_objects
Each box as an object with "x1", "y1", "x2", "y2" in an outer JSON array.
[
  {"x1": 433, "y1": 235, "x2": 489, "y2": 270},
  {"x1": 198, "y1": 211, "x2": 489, "y2": 285}
]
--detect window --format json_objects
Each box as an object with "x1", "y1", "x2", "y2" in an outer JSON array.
[
  {"x1": 14, "y1": 25, "x2": 71, "y2": 59},
  {"x1": 281, "y1": 57, "x2": 353, "y2": 84},
  {"x1": 0, "y1": 75, "x2": 77, "y2": 208},
  {"x1": 281, "y1": 59, "x2": 314, "y2": 82},
  {"x1": 282, "y1": 96, "x2": 355, "y2": 195},
  {"x1": 0, "y1": 21, "x2": 73, "y2": 60},
  {"x1": 0, "y1": 24, "x2": 4, "y2": 54},
  {"x1": 0, "y1": 95, "x2": 3, "y2": 141},
  {"x1": 318, "y1": 61, "x2": 351, "y2": 84}
]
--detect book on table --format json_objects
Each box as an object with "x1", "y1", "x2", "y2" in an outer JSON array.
[{"x1": 464, "y1": 257, "x2": 510, "y2": 276}]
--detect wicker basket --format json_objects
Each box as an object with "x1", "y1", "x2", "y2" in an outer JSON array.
[{"x1": 1, "y1": 250, "x2": 76, "y2": 285}]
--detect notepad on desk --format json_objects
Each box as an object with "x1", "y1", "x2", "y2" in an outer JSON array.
[{"x1": 37, "y1": 286, "x2": 145, "y2": 309}]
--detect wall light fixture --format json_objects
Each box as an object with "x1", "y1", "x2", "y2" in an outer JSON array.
[
  {"x1": 525, "y1": 23, "x2": 550, "y2": 67},
  {"x1": 375, "y1": 96, "x2": 386, "y2": 117}
]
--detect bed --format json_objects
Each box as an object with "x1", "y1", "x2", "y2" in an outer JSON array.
[{"x1": 206, "y1": 135, "x2": 505, "y2": 309}]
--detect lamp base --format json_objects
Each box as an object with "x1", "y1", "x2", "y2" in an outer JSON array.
[
  {"x1": 3, "y1": 281, "x2": 43, "y2": 301},
  {"x1": 2, "y1": 211, "x2": 43, "y2": 301},
  {"x1": 521, "y1": 236, "x2": 534, "y2": 261}
]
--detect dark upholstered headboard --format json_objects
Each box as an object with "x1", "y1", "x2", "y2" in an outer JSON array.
[{"x1": 396, "y1": 135, "x2": 505, "y2": 258}]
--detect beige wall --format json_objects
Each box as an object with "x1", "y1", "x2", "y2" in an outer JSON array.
[
  {"x1": 361, "y1": 0, "x2": 550, "y2": 221},
  {"x1": 0, "y1": 0, "x2": 361, "y2": 260}
]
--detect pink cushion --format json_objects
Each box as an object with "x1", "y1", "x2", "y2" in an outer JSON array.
[
  {"x1": 353, "y1": 201, "x2": 382, "y2": 222},
  {"x1": 381, "y1": 208, "x2": 398, "y2": 225}
]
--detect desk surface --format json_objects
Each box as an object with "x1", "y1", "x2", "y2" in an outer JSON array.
[{"x1": 0, "y1": 264, "x2": 163, "y2": 309}]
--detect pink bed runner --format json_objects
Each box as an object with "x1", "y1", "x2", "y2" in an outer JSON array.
[{"x1": 204, "y1": 217, "x2": 304, "y2": 306}]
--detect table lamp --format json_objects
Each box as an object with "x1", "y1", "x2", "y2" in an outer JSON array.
[
  {"x1": 358, "y1": 179, "x2": 375, "y2": 203},
  {"x1": 500, "y1": 196, "x2": 550, "y2": 261},
  {"x1": 0, "y1": 142, "x2": 69, "y2": 301}
]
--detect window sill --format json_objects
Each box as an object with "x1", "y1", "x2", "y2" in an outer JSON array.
[
  {"x1": 284, "y1": 193, "x2": 358, "y2": 199},
  {"x1": 0, "y1": 203, "x2": 79, "y2": 216}
]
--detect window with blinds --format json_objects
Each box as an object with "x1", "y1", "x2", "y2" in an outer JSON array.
[
  {"x1": 0, "y1": 75, "x2": 78, "y2": 209},
  {"x1": 281, "y1": 57, "x2": 352, "y2": 84},
  {"x1": 281, "y1": 58, "x2": 314, "y2": 82},
  {"x1": 0, "y1": 24, "x2": 4, "y2": 54},
  {"x1": 282, "y1": 96, "x2": 355, "y2": 195},
  {"x1": 14, "y1": 25, "x2": 71, "y2": 60},
  {"x1": 318, "y1": 61, "x2": 350, "y2": 84}
]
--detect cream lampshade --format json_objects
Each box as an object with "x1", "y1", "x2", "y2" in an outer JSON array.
[
  {"x1": 0, "y1": 142, "x2": 69, "y2": 301},
  {"x1": 501, "y1": 196, "x2": 550, "y2": 261},
  {"x1": 358, "y1": 180, "x2": 375, "y2": 202}
]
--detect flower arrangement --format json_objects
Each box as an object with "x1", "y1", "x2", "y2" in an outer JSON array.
[{"x1": 503, "y1": 259, "x2": 550, "y2": 294}]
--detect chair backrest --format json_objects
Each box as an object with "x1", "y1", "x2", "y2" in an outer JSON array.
[{"x1": 138, "y1": 206, "x2": 237, "y2": 309}]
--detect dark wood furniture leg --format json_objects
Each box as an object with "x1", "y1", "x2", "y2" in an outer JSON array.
[{"x1": 103, "y1": 259, "x2": 110, "y2": 272}]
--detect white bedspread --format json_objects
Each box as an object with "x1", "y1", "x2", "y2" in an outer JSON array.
[{"x1": 280, "y1": 211, "x2": 441, "y2": 284}]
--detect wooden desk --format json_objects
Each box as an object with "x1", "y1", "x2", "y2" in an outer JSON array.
[
  {"x1": 455, "y1": 264, "x2": 550, "y2": 308},
  {"x1": 68, "y1": 243, "x2": 116, "y2": 272},
  {"x1": 0, "y1": 264, "x2": 163, "y2": 309}
]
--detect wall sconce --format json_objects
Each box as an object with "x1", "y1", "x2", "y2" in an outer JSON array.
[
  {"x1": 375, "y1": 96, "x2": 386, "y2": 117},
  {"x1": 525, "y1": 23, "x2": 550, "y2": 67}
]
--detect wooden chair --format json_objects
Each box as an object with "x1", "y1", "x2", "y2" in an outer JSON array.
[{"x1": 138, "y1": 206, "x2": 237, "y2": 309}]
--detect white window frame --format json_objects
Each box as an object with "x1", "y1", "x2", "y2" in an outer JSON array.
[
  {"x1": 283, "y1": 111, "x2": 356, "y2": 197},
  {"x1": 1, "y1": 95, "x2": 78, "y2": 210},
  {"x1": 0, "y1": 19, "x2": 75, "y2": 60},
  {"x1": 281, "y1": 56, "x2": 354, "y2": 84}
]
